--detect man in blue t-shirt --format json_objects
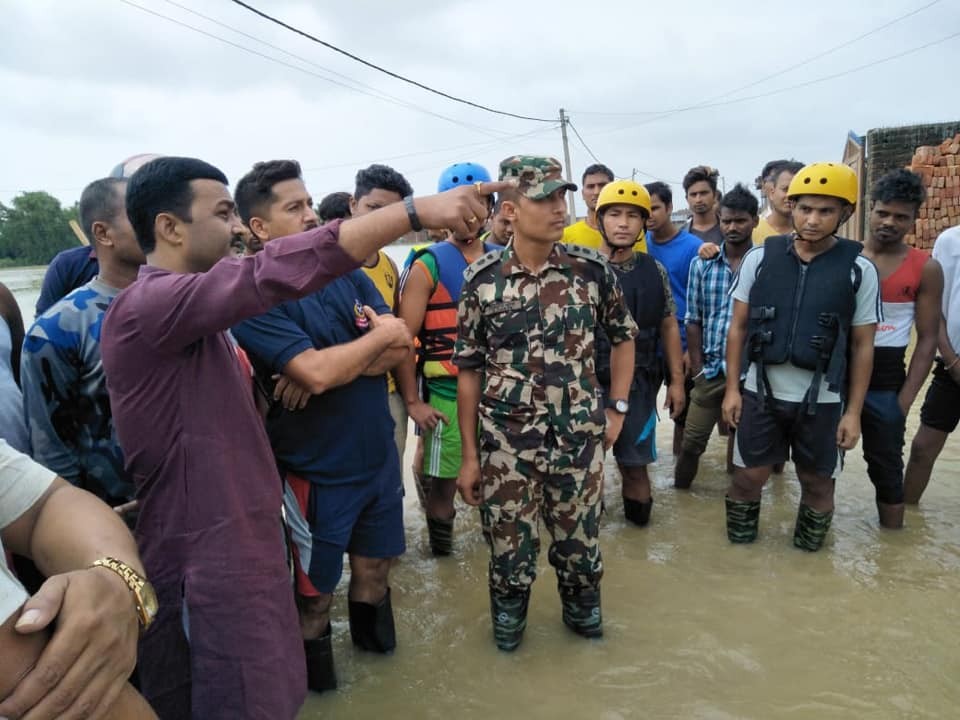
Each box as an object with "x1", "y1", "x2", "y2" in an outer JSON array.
[
  {"x1": 231, "y1": 160, "x2": 412, "y2": 694},
  {"x1": 645, "y1": 181, "x2": 703, "y2": 455}
]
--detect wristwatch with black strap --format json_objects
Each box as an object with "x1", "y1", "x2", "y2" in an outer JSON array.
[
  {"x1": 608, "y1": 398, "x2": 630, "y2": 414},
  {"x1": 91, "y1": 557, "x2": 159, "y2": 631}
]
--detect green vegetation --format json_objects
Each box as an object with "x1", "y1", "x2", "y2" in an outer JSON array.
[{"x1": 0, "y1": 191, "x2": 80, "y2": 266}]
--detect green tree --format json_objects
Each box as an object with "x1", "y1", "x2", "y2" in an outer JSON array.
[{"x1": 0, "y1": 191, "x2": 79, "y2": 266}]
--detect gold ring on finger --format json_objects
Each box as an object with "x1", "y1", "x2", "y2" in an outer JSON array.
[
  {"x1": 467, "y1": 215, "x2": 478, "y2": 225},
  {"x1": 474, "y1": 180, "x2": 484, "y2": 196}
]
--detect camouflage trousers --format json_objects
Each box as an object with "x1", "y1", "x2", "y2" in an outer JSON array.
[{"x1": 479, "y1": 436, "x2": 604, "y2": 596}]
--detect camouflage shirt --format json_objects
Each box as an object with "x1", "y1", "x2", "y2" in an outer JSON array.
[
  {"x1": 454, "y1": 243, "x2": 638, "y2": 460},
  {"x1": 21, "y1": 278, "x2": 132, "y2": 502}
]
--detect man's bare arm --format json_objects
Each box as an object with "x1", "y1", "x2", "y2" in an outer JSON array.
[
  {"x1": 900, "y1": 259, "x2": 943, "y2": 412},
  {"x1": 0, "y1": 478, "x2": 148, "y2": 720}
]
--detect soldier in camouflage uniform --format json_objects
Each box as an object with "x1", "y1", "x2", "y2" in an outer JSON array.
[{"x1": 454, "y1": 156, "x2": 638, "y2": 651}]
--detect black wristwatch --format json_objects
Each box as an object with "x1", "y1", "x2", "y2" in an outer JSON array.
[{"x1": 609, "y1": 398, "x2": 629, "y2": 414}]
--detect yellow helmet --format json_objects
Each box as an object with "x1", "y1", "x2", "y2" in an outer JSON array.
[
  {"x1": 787, "y1": 162, "x2": 858, "y2": 206},
  {"x1": 596, "y1": 179, "x2": 652, "y2": 215}
]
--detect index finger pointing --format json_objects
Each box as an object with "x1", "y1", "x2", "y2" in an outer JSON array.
[{"x1": 474, "y1": 180, "x2": 517, "y2": 197}]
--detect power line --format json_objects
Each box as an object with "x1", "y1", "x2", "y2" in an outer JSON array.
[
  {"x1": 566, "y1": 120, "x2": 600, "y2": 163},
  {"x1": 302, "y1": 125, "x2": 560, "y2": 173},
  {"x1": 117, "y1": 0, "x2": 509, "y2": 139},
  {"x1": 227, "y1": 0, "x2": 555, "y2": 123},
  {"x1": 567, "y1": 119, "x2": 679, "y2": 185},
  {"x1": 570, "y1": 0, "x2": 943, "y2": 117},
  {"x1": 153, "y1": 0, "x2": 512, "y2": 137},
  {"x1": 583, "y1": 29, "x2": 960, "y2": 139}
]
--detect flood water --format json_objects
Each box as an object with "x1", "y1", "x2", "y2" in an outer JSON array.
[{"x1": 4, "y1": 259, "x2": 958, "y2": 719}]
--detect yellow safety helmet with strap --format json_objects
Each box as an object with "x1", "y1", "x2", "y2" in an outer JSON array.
[
  {"x1": 596, "y1": 179, "x2": 652, "y2": 215},
  {"x1": 787, "y1": 162, "x2": 858, "y2": 206}
]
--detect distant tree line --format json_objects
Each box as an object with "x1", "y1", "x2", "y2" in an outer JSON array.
[{"x1": 0, "y1": 191, "x2": 80, "y2": 267}]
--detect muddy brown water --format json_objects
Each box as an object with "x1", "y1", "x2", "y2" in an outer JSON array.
[
  {"x1": 7, "y1": 266, "x2": 957, "y2": 719},
  {"x1": 302, "y1": 384, "x2": 960, "y2": 720}
]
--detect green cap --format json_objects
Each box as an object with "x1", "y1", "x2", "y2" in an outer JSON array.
[{"x1": 498, "y1": 155, "x2": 578, "y2": 200}]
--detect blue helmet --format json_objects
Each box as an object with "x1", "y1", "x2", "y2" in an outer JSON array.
[{"x1": 437, "y1": 162, "x2": 491, "y2": 192}]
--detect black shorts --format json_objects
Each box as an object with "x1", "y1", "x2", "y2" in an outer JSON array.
[
  {"x1": 734, "y1": 391, "x2": 843, "y2": 477},
  {"x1": 919, "y1": 358, "x2": 960, "y2": 433}
]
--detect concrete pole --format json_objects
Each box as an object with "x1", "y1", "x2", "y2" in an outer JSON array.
[{"x1": 559, "y1": 108, "x2": 576, "y2": 222}]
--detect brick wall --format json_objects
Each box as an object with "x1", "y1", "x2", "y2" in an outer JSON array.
[{"x1": 865, "y1": 121, "x2": 960, "y2": 246}]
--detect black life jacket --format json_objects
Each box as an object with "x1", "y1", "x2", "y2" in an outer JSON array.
[
  {"x1": 596, "y1": 253, "x2": 666, "y2": 388},
  {"x1": 746, "y1": 235, "x2": 862, "y2": 411}
]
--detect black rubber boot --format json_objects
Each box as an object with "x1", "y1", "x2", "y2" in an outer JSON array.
[
  {"x1": 304, "y1": 625, "x2": 337, "y2": 693},
  {"x1": 725, "y1": 496, "x2": 761, "y2": 544},
  {"x1": 560, "y1": 588, "x2": 603, "y2": 639},
  {"x1": 623, "y1": 497, "x2": 653, "y2": 527},
  {"x1": 426, "y1": 515, "x2": 455, "y2": 556},
  {"x1": 793, "y1": 504, "x2": 834, "y2": 552},
  {"x1": 348, "y1": 587, "x2": 397, "y2": 654},
  {"x1": 490, "y1": 588, "x2": 531, "y2": 652}
]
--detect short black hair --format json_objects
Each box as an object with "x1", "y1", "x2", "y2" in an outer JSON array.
[
  {"x1": 719, "y1": 183, "x2": 759, "y2": 217},
  {"x1": 871, "y1": 169, "x2": 927, "y2": 212},
  {"x1": 582, "y1": 163, "x2": 614, "y2": 183},
  {"x1": 126, "y1": 156, "x2": 229, "y2": 254},
  {"x1": 645, "y1": 181, "x2": 672, "y2": 205},
  {"x1": 234, "y1": 160, "x2": 303, "y2": 226},
  {"x1": 79, "y1": 177, "x2": 126, "y2": 241},
  {"x1": 354, "y1": 164, "x2": 413, "y2": 201},
  {"x1": 318, "y1": 191, "x2": 352, "y2": 223},
  {"x1": 683, "y1": 165, "x2": 719, "y2": 193},
  {"x1": 757, "y1": 159, "x2": 804, "y2": 190}
]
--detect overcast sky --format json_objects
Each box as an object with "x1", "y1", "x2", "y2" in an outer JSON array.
[{"x1": 2, "y1": 0, "x2": 958, "y2": 214}]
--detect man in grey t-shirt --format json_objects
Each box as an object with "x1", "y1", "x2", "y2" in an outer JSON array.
[{"x1": 722, "y1": 162, "x2": 880, "y2": 552}]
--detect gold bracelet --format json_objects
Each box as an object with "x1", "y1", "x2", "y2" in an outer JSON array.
[{"x1": 945, "y1": 356, "x2": 960, "y2": 371}]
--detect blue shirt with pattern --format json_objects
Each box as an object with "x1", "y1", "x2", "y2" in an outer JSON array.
[
  {"x1": 685, "y1": 243, "x2": 737, "y2": 380},
  {"x1": 21, "y1": 277, "x2": 132, "y2": 502}
]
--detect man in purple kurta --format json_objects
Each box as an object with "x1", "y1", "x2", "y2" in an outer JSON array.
[{"x1": 101, "y1": 157, "x2": 503, "y2": 719}]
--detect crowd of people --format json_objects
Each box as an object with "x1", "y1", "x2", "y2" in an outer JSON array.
[{"x1": 0, "y1": 149, "x2": 957, "y2": 720}]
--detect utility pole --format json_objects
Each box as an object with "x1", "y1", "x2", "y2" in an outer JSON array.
[
  {"x1": 559, "y1": 108, "x2": 576, "y2": 222},
  {"x1": 631, "y1": 168, "x2": 637, "y2": 181}
]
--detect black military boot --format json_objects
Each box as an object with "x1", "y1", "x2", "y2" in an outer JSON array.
[
  {"x1": 490, "y1": 588, "x2": 530, "y2": 652},
  {"x1": 793, "y1": 504, "x2": 834, "y2": 552},
  {"x1": 623, "y1": 497, "x2": 653, "y2": 527},
  {"x1": 304, "y1": 625, "x2": 337, "y2": 693},
  {"x1": 348, "y1": 587, "x2": 397, "y2": 654},
  {"x1": 426, "y1": 515, "x2": 455, "y2": 556},
  {"x1": 725, "y1": 495, "x2": 761, "y2": 544},
  {"x1": 560, "y1": 587, "x2": 603, "y2": 639}
]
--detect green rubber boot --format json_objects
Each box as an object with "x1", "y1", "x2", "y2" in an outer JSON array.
[
  {"x1": 560, "y1": 588, "x2": 603, "y2": 639},
  {"x1": 725, "y1": 496, "x2": 761, "y2": 544},
  {"x1": 490, "y1": 588, "x2": 530, "y2": 652},
  {"x1": 793, "y1": 504, "x2": 834, "y2": 552}
]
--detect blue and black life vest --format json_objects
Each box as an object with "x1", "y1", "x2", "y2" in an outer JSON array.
[{"x1": 746, "y1": 234, "x2": 862, "y2": 411}]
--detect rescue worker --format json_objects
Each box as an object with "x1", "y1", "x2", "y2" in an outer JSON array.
[
  {"x1": 593, "y1": 179, "x2": 685, "y2": 525},
  {"x1": 722, "y1": 162, "x2": 881, "y2": 551},
  {"x1": 396, "y1": 162, "x2": 497, "y2": 555}
]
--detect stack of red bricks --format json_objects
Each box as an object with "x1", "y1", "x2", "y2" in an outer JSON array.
[{"x1": 905, "y1": 134, "x2": 960, "y2": 249}]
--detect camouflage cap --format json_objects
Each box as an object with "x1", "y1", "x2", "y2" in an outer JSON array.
[{"x1": 499, "y1": 156, "x2": 578, "y2": 200}]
